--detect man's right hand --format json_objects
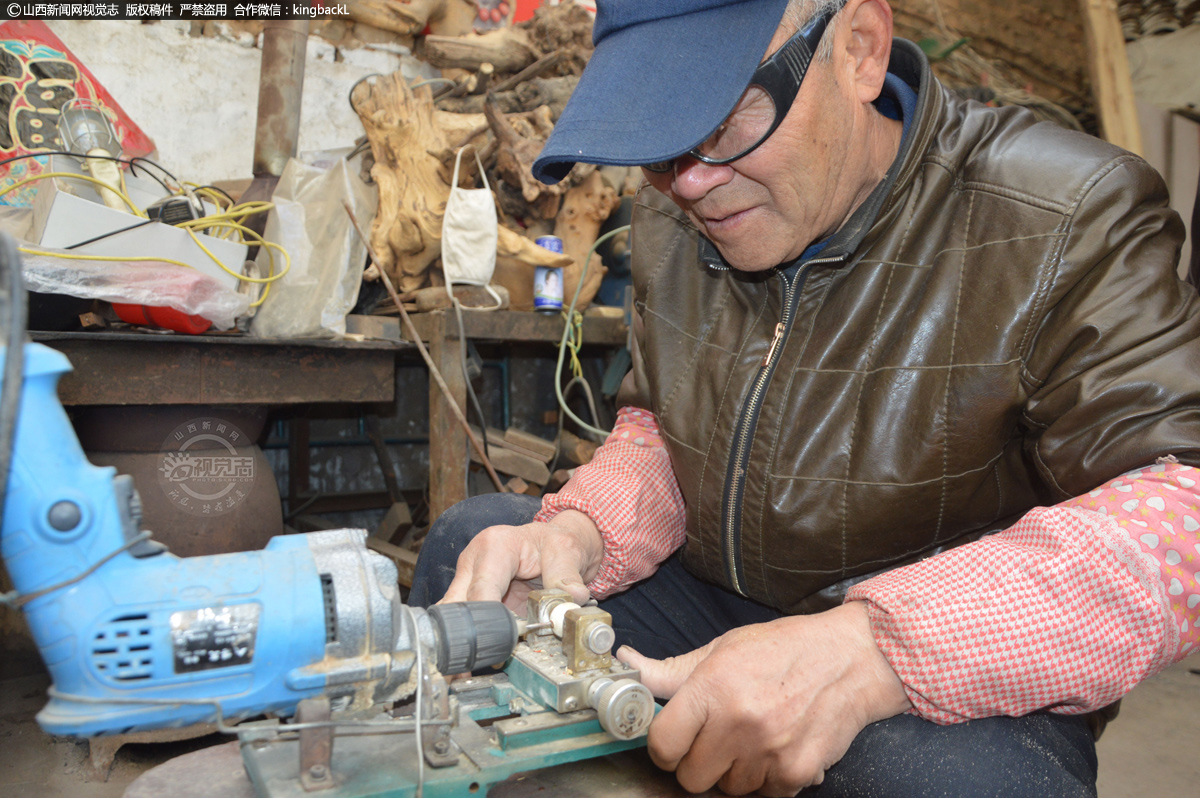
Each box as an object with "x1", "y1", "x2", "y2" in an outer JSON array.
[{"x1": 439, "y1": 509, "x2": 605, "y2": 613}]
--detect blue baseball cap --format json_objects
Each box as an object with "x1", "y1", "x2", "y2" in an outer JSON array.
[{"x1": 532, "y1": 0, "x2": 791, "y2": 184}]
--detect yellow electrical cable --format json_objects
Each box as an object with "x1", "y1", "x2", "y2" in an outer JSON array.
[
  {"x1": 19, "y1": 246, "x2": 208, "y2": 271},
  {"x1": 19, "y1": 236, "x2": 289, "y2": 309},
  {"x1": 183, "y1": 183, "x2": 232, "y2": 207},
  {"x1": 181, "y1": 224, "x2": 291, "y2": 308},
  {"x1": 563, "y1": 308, "x2": 585, "y2": 379},
  {"x1": 0, "y1": 172, "x2": 145, "y2": 216},
  {"x1": 178, "y1": 202, "x2": 273, "y2": 239},
  {"x1": 553, "y1": 225, "x2": 631, "y2": 440},
  {"x1": 181, "y1": 221, "x2": 283, "y2": 276},
  {"x1": 5, "y1": 173, "x2": 292, "y2": 309}
]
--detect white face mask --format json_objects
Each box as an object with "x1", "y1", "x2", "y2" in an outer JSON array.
[{"x1": 441, "y1": 146, "x2": 502, "y2": 308}]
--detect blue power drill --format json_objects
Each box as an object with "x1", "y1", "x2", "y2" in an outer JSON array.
[{"x1": 0, "y1": 234, "x2": 517, "y2": 739}]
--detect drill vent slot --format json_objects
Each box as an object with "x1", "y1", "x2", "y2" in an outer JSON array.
[
  {"x1": 91, "y1": 615, "x2": 155, "y2": 682},
  {"x1": 320, "y1": 573, "x2": 338, "y2": 644}
]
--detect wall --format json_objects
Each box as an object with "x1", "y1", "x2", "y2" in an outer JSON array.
[
  {"x1": 44, "y1": 20, "x2": 436, "y2": 186},
  {"x1": 891, "y1": 0, "x2": 1089, "y2": 110}
]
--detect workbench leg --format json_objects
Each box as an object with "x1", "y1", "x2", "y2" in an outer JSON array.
[
  {"x1": 288, "y1": 417, "x2": 310, "y2": 515},
  {"x1": 428, "y1": 312, "x2": 468, "y2": 522}
]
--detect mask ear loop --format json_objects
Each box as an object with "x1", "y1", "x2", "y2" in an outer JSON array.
[
  {"x1": 445, "y1": 146, "x2": 500, "y2": 493},
  {"x1": 471, "y1": 146, "x2": 503, "y2": 311},
  {"x1": 444, "y1": 145, "x2": 467, "y2": 306}
]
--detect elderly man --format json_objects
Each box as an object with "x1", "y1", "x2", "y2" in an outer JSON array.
[{"x1": 412, "y1": 0, "x2": 1200, "y2": 795}]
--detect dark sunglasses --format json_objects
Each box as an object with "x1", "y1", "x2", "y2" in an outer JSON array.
[{"x1": 642, "y1": 5, "x2": 839, "y2": 174}]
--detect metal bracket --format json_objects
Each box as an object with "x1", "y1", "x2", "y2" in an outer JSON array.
[
  {"x1": 296, "y1": 697, "x2": 335, "y2": 791},
  {"x1": 562, "y1": 606, "x2": 614, "y2": 674},
  {"x1": 421, "y1": 670, "x2": 459, "y2": 768}
]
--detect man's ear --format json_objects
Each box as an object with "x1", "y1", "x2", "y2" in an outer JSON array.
[{"x1": 842, "y1": 0, "x2": 894, "y2": 105}]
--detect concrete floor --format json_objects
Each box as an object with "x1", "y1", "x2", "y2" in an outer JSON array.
[
  {"x1": 1094, "y1": 658, "x2": 1200, "y2": 797},
  {"x1": 0, "y1": 659, "x2": 1196, "y2": 797}
]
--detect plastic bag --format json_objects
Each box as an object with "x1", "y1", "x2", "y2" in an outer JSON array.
[
  {"x1": 249, "y1": 156, "x2": 377, "y2": 339},
  {"x1": 19, "y1": 248, "x2": 250, "y2": 329}
]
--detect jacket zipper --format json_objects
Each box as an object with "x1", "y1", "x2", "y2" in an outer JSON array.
[{"x1": 720, "y1": 255, "x2": 845, "y2": 595}]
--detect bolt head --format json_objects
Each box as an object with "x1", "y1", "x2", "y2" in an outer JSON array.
[{"x1": 308, "y1": 764, "x2": 328, "y2": 779}]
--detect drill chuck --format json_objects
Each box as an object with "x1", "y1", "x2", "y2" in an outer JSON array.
[{"x1": 425, "y1": 602, "x2": 518, "y2": 675}]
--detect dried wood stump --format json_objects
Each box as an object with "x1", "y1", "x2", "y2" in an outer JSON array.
[
  {"x1": 554, "y1": 170, "x2": 619, "y2": 310},
  {"x1": 351, "y1": 73, "x2": 484, "y2": 291},
  {"x1": 347, "y1": 0, "x2": 477, "y2": 37}
]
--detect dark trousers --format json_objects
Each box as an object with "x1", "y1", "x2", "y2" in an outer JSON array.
[{"x1": 411, "y1": 493, "x2": 1099, "y2": 798}]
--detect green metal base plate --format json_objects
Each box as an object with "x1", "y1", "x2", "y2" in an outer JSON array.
[{"x1": 239, "y1": 672, "x2": 655, "y2": 798}]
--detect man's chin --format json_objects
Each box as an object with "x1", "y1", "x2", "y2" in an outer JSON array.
[{"x1": 714, "y1": 244, "x2": 785, "y2": 273}]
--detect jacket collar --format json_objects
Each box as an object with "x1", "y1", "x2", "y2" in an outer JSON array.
[{"x1": 699, "y1": 38, "x2": 938, "y2": 272}]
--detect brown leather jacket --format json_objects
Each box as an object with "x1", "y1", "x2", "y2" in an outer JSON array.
[{"x1": 620, "y1": 40, "x2": 1196, "y2": 615}]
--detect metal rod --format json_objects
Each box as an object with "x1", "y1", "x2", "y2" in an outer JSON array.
[
  {"x1": 342, "y1": 201, "x2": 508, "y2": 494},
  {"x1": 253, "y1": 16, "x2": 310, "y2": 177}
]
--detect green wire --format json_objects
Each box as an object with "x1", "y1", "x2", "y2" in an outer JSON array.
[{"x1": 554, "y1": 225, "x2": 632, "y2": 441}]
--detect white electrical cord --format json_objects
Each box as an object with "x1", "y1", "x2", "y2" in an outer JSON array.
[
  {"x1": 406, "y1": 604, "x2": 426, "y2": 798},
  {"x1": 554, "y1": 225, "x2": 631, "y2": 441}
]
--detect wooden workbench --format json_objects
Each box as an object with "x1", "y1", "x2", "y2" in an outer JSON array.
[
  {"x1": 34, "y1": 309, "x2": 628, "y2": 523},
  {"x1": 30, "y1": 330, "x2": 400, "y2": 406}
]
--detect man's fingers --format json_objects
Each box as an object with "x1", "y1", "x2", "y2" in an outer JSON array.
[
  {"x1": 644, "y1": 678, "x2": 711, "y2": 773},
  {"x1": 616, "y1": 643, "x2": 710, "y2": 699},
  {"x1": 538, "y1": 542, "x2": 591, "y2": 604},
  {"x1": 463, "y1": 571, "x2": 517, "y2": 602},
  {"x1": 440, "y1": 563, "x2": 475, "y2": 604},
  {"x1": 439, "y1": 530, "x2": 520, "y2": 604},
  {"x1": 617, "y1": 642, "x2": 717, "y2": 774},
  {"x1": 674, "y1": 728, "x2": 746, "y2": 794}
]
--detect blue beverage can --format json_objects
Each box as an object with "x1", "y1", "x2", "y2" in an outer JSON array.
[{"x1": 534, "y1": 236, "x2": 565, "y2": 312}]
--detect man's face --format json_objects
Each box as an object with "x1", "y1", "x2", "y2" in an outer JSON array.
[{"x1": 641, "y1": 20, "x2": 876, "y2": 272}]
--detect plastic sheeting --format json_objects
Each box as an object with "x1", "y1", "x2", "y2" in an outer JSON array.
[
  {"x1": 249, "y1": 156, "x2": 377, "y2": 339},
  {"x1": 20, "y1": 251, "x2": 252, "y2": 329},
  {"x1": 0, "y1": 205, "x2": 250, "y2": 329}
]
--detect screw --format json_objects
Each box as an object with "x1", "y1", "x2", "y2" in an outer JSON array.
[
  {"x1": 563, "y1": 697, "x2": 579, "y2": 711},
  {"x1": 47, "y1": 500, "x2": 82, "y2": 532},
  {"x1": 308, "y1": 764, "x2": 328, "y2": 780},
  {"x1": 433, "y1": 740, "x2": 450, "y2": 754}
]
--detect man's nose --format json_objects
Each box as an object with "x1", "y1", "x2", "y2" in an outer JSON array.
[{"x1": 672, "y1": 156, "x2": 734, "y2": 201}]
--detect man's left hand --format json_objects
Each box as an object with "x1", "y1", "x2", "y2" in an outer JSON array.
[{"x1": 616, "y1": 601, "x2": 912, "y2": 796}]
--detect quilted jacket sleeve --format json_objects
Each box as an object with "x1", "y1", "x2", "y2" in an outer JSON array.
[{"x1": 1020, "y1": 155, "x2": 1200, "y2": 497}]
